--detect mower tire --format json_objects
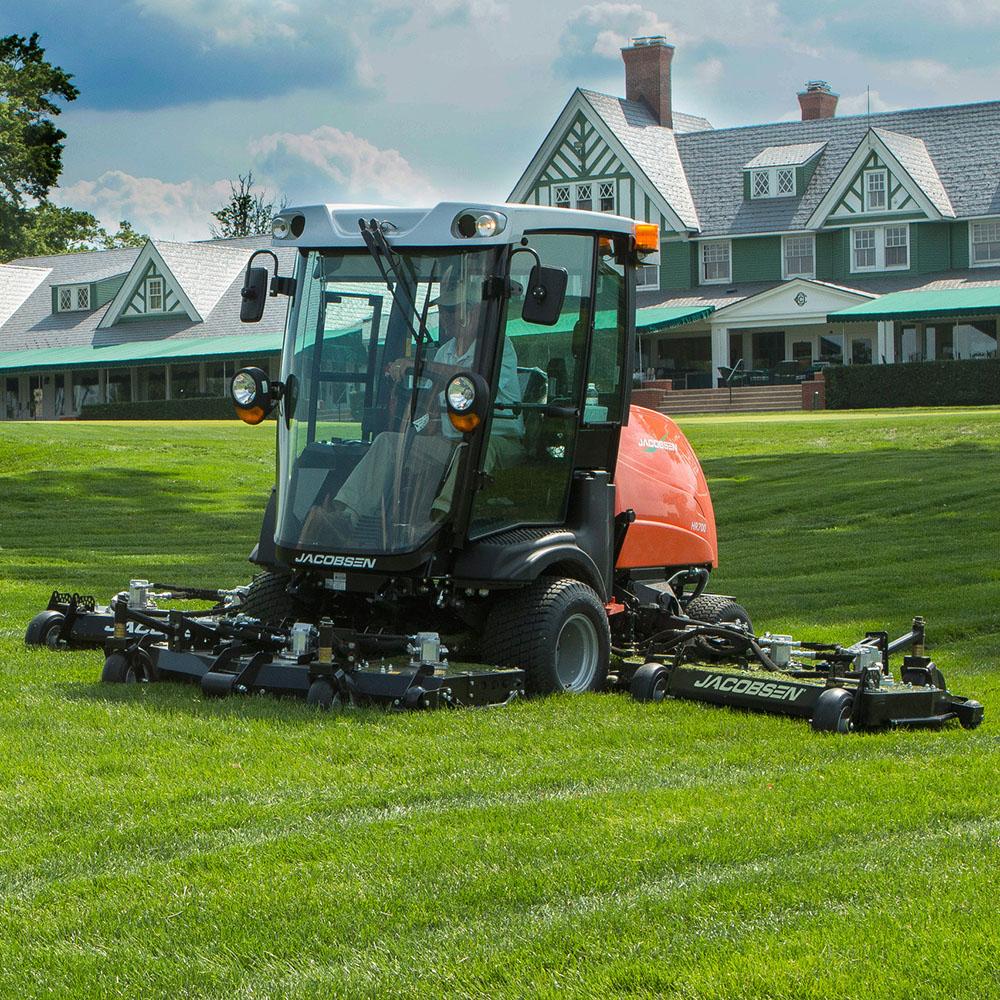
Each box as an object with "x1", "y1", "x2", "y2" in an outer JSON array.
[
  {"x1": 101, "y1": 652, "x2": 153, "y2": 685},
  {"x1": 811, "y1": 687, "x2": 854, "y2": 733},
  {"x1": 684, "y1": 595, "x2": 753, "y2": 660},
  {"x1": 485, "y1": 577, "x2": 610, "y2": 695},
  {"x1": 306, "y1": 678, "x2": 341, "y2": 710},
  {"x1": 237, "y1": 571, "x2": 301, "y2": 625},
  {"x1": 630, "y1": 662, "x2": 670, "y2": 702},
  {"x1": 25, "y1": 610, "x2": 66, "y2": 648}
]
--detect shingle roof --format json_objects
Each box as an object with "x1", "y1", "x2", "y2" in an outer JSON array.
[
  {"x1": 581, "y1": 90, "x2": 700, "y2": 231},
  {"x1": 0, "y1": 237, "x2": 294, "y2": 355},
  {"x1": 744, "y1": 142, "x2": 826, "y2": 168},
  {"x1": 0, "y1": 264, "x2": 50, "y2": 329},
  {"x1": 153, "y1": 240, "x2": 254, "y2": 319},
  {"x1": 673, "y1": 101, "x2": 1000, "y2": 236},
  {"x1": 872, "y1": 127, "x2": 955, "y2": 218}
]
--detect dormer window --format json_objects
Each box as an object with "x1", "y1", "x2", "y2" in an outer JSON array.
[
  {"x1": 864, "y1": 169, "x2": 887, "y2": 211},
  {"x1": 749, "y1": 165, "x2": 797, "y2": 199},
  {"x1": 146, "y1": 276, "x2": 164, "y2": 312},
  {"x1": 55, "y1": 284, "x2": 91, "y2": 312}
]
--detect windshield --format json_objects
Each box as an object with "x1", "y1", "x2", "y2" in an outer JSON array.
[{"x1": 276, "y1": 246, "x2": 506, "y2": 555}]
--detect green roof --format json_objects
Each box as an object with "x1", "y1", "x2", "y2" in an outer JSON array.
[
  {"x1": 828, "y1": 287, "x2": 1000, "y2": 323},
  {"x1": 0, "y1": 330, "x2": 283, "y2": 374}
]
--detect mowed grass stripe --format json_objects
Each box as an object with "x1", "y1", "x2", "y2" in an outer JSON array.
[{"x1": 0, "y1": 411, "x2": 997, "y2": 998}]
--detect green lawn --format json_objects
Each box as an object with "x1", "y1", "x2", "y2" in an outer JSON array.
[{"x1": 0, "y1": 410, "x2": 997, "y2": 999}]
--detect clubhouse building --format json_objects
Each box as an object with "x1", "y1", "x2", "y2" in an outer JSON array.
[
  {"x1": 1, "y1": 37, "x2": 998, "y2": 418},
  {"x1": 510, "y1": 37, "x2": 1000, "y2": 389}
]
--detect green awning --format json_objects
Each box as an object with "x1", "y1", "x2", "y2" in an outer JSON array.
[
  {"x1": 636, "y1": 304, "x2": 715, "y2": 330},
  {"x1": 828, "y1": 287, "x2": 1000, "y2": 323},
  {"x1": 0, "y1": 330, "x2": 283, "y2": 374},
  {"x1": 504, "y1": 304, "x2": 714, "y2": 338}
]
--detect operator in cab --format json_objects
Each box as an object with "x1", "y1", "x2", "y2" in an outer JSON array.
[{"x1": 300, "y1": 269, "x2": 523, "y2": 545}]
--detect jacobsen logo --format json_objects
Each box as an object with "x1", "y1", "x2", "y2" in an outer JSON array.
[
  {"x1": 692, "y1": 674, "x2": 804, "y2": 702},
  {"x1": 639, "y1": 436, "x2": 678, "y2": 453},
  {"x1": 294, "y1": 553, "x2": 377, "y2": 569}
]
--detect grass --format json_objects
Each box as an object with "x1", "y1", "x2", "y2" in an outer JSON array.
[{"x1": 0, "y1": 410, "x2": 998, "y2": 999}]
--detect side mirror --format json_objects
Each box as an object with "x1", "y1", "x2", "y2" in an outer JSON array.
[
  {"x1": 521, "y1": 265, "x2": 568, "y2": 326},
  {"x1": 240, "y1": 266, "x2": 268, "y2": 323}
]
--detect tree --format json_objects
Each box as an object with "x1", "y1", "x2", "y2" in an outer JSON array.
[
  {"x1": 0, "y1": 33, "x2": 78, "y2": 260},
  {"x1": 210, "y1": 171, "x2": 284, "y2": 238}
]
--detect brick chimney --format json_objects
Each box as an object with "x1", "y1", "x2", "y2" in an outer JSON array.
[
  {"x1": 622, "y1": 36, "x2": 674, "y2": 128},
  {"x1": 798, "y1": 80, "x2": 838, "y2": 120}
]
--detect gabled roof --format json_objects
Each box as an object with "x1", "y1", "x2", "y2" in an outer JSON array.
[
  {"x1": 99, "y1": 240, "x2": 253, "y2": 329},
  {"x1": 508, "y1": 88, "x2": 707, "y2": 233},
  {"x1": 872, "y1": 128, "x2": 954, "y2": 218},
  {"x1": 674, "y1": 100, "x2": 1000, "y2": 236},
  {"x1": 0, "y1": 264, "x2": 50, "y2": 330},
  {"x1": 0, "y1": 238, "x2": 294, "y2": 355},
  {"x1": 744, "y1": 142, "x2": 826, "y2": 169},
  {"x1": 580, "y1": 90, "x2": 701, "y2": 231}
]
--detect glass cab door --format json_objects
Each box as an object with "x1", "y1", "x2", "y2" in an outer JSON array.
[{"x1": 469, "y1": 232, "x2": 598, "y2": 538}]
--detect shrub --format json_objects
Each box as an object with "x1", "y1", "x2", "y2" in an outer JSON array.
[
  {"x1": 825, "y1": 359, "x2": 1000, "y2": 409},
  {"x1": 79, "y1": 396, "x2": 268, "y2": 420}
]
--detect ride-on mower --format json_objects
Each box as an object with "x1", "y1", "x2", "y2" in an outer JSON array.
[{"x1": 26, "y1": 202, "x2": 983, "y2": 732}]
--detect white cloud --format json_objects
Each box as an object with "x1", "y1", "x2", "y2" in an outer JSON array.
[
  {"x1": 250, "y1": 126, "x2": 441, "y2": 205},
  {"x1": 131, "y1": 0, "x2": 306, "y2": 46},
  {"x1": 53, "y1": 171, "x2": 232, "y2": 241},
  {"x1": 837, "y1": 89, "x2": 900, "y2": 116}
]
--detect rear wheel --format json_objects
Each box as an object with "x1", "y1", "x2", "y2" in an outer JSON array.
[
  {"x1": 25, "y1": 610, "x2": 66, "y2": 648},
  {"x1": 811, "y1": 687, "x2": 854, "y2": 733},
  {"x1": 685, "y1": 595, "x2": 753, "y2": 660},
  {"x1": 485, "y1": 577, "x2": 610, "y2": 695},
  {"x1": 238, "y1": 571, "x2": 302, "y2": 626}
]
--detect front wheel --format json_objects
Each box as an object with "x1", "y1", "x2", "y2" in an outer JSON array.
[
  {"x1": 485, "y1": 577, "x2": 610, "y2": 695},
  {"x1": 811, "y1": 687, "x2": 854, "y2": 733},
  {"x1": 25, "y1": 610, "x2": 66, "y2": 648}
]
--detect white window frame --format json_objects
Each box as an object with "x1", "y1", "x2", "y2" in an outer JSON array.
[
  {"x1": 782, "y1": 234, "x2": 816, "y2": 279},
  {"x1": 748, "y1": 165, "x2": 797, "y2": 200},
  {"x1": 552, "y1": 184, "x2": 571, "y2": 209},
  {"x1": 637, "y1": 248, "x2": 660, "y2": 291},
  {"x1": 850, "y1": 224, "x2": 909, "y2": 273},
  {"x1": 700, "y1": 240, "x2": 732, "y2": 284},
  {"x1": 864, "y1": 168, "x2": 888, "y2": 212},
  {"x1": 56, "y1": 284, "x2": 92, "y2": 312},
  {"x1": 776, "y1": 167, "x2": 795, "y2": 196},
  {"x1": 597, "y1": 180, "x2": 616, "y2": 213},
  {"x1": 145, "y1": 276, "x2": 165, "y2": 313},
  {"x1": 550, "y1": 179, "x2": 616, "y2": 213},
  {"x1": 970, "y1": 219, "x2": 1000, "y2": 267}
]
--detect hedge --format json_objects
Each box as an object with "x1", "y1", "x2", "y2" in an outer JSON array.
[
  {"x1": 79, "y1": 396, "x2": 261, "y2": 420},
  {"x1": 825, "y1": 359, "x2": 1000, "y2": 409}
]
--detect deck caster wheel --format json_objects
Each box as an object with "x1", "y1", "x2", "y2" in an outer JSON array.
[
  {"x1": 630, "y1": 662, "x2": 670, "y2": 702},
  {"x1": 101, "y1": 652, "x2": 152, "y2": 685},
  {"x1": 403, "y1": 686, "x2": 427, "y2": 710},
  {"x1": 25, "y1": 611, "x2": 66, "y2": 648},
  {"x1": 811, "y1": 687, "x2": 854, "y2": 733},
  {"x1": 306, "y1": 678, "x2": 341, "y2": 710}
]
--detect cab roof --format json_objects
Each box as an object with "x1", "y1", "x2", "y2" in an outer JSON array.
[{"x1": 271, "y1": 202, "x2": 639, "y2": 250}]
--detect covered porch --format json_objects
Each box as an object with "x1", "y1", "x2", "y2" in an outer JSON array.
[{"x1": 0, "y1": 331, "x2": 282, "y2": 420}]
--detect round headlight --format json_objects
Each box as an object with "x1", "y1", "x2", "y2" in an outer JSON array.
[
  {"x1": 475, "y1": 214, "x2": 497, "y2": 238},
  {"x1": 446, "y1": 375, "x2": 476, "y2": 413},
  {"x1": 231, "y1": 370, "x2": 260, "y2": 407},
  {"x1": 271, "y1": 217, "x2": 290, "y2": 239}
]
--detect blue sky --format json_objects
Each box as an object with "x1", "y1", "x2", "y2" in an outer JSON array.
[{"x1": 2, "y1": 0, "x2": 998, "y2": 240}]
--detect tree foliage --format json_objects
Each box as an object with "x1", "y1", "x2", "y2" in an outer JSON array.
[
  {"x1": 0, "y1": 34, "x2": 148, "y2": 262},
  {"x1": 210, "y1": 171, "x2": 284, "y2": 238}
]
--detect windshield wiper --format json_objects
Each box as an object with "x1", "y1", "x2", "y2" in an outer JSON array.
[{"x1": 358, "y1": 218, "x2": 436, "y2": 425}]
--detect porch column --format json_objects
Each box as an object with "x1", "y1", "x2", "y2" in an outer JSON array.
[
  {"x1": 878, "y1": 321, "x2": 894, "y2": 364},
  {"x1": 130, "y1": 367, "x2": 138, "y2": 402},
  {"x1": 710, "y1": 326, "x2": 728, "y2": 386},
  {"x1": 198, "y1": 362, "x2": 207, "y2": 394},
  {"x1": 164, "y1": 364, "x2": 173, "y2": 400}
]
